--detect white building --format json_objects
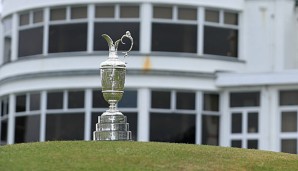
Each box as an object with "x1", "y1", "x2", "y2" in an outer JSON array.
[{"x1": 0, "y1": 0, "x2": 298, "y2": 154}]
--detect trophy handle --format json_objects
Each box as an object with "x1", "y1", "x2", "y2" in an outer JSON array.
[{"x1": 116, "y1": 31, "x2": 134, "y2": 57}]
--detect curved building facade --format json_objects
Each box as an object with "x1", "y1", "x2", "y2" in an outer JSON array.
[{"x1": 1, "y1": 0, "x2": 298, "y2": 154}]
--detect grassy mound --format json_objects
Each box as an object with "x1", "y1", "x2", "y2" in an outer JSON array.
[{"x1": 0, "y1": 141, "x2": 298, "y2": 170}]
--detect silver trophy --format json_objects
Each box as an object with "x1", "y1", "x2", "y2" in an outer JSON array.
[{"x1": 93, "y1": 31, "x2": 133, "y2": 141}]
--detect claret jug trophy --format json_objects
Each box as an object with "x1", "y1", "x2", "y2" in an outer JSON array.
[{"x1": 93, "y1": 31, "x2": 133, "y2": 141}]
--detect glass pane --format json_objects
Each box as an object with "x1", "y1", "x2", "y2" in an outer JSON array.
[
  {"x1": 50, "y1": 8, "x2": 66, "y2": 21},
  {"x1": 68, "y1": 91, "x2": 85, "y2": 109},
  {"x1": 0, "y1": 120, "x2": 8, "y2": 145},
  {"x1": 280, "y1": 90, "x2": 298, "y2": 106},
  {"x1": 224, "y1": 12, "x2": 238, "y2": 25},
  {"x1": 178, "y1": 7, "x2": 197, "y2": 20},
  {"x1": 3, "y1": 37, "x2": 11, "y2": 63},
  {"x1": 91, "y1": 112, "x2": 138, "y2": 141},
  {"x1": 231, "y1": 113, "x2": 242, "y2": 133},
  {"x1": 95, "y1": 5, "x2": 114, "y2": 18},
  {"x1": 18, "y1": 27, "x2": 43, "y2": 57},
  {"x1": 120, "y1": 6, "x2": 139, "y2": 18},
  {"x1": 151, "y1": 91, "x2": 171, "y2": 109},
  {"x1": 230, "y1": 92, "x2": 260, "y2": 107},
  {"x1": 203, "y1": 93, "x2": 219, "y2": 111},
  {"x1": 118, "y1": 90, "x2": 137, "y2": 108},
  {"x1": 92, "y1": 90, "x2": 109, "y2": 108},
  {"x1": 33, "y1": 10, "x2": 43, "y2": 23},
  {"x1": 202, "y1": 115, "x2": 219, "y2": 145},
  {"x1": 71, "y1": 6, "x2": 87, "y2": 19},
  {"x1": 30, "y1": 93, "x2": 40, "y2": 111},
  {"x1": 152, "y1": 23, "x2": 197, "y2": 53},
  {"x1": 205, "y1": 9, "x2": 219, "y2": 22},
  {"x1": 47, "y1": 92, "x2": 63, "y2": 109},
  {"x1": 3, "y1": 17, "x2": 12, "y2": 32},
  {"x1": 176, "y1": 92, "x2": 195, "y2": 110},
  {"x1": 150, "y1": 113, "x2": 196, "y2": 144},
  {"x1": 93, "y1": 22, "x2": 140, "y2": 51},
  {"x1": 204, "y1": 26, "x2": 238, "y2": 57},
  {"x1": 231, "y1": 140, "x2": 242, "y2": 148},
  {"x1": 247, "y1": 140, "x2": 258, "y2": 149},
  {"x1": 49, "y1": 23, "x2": 87, "y2": 53},
  {"x1": 153, "y1": 6, "x2": 172, "y2": 19},
  {"x1": 248, "y1": 112, "x2": 258, "y2": 133},
  {"x1": 19, "y1": 13, "x2": 29, "y2": 26},
  {"x1": 281, "y1": 139, "x2": 297, "y2": 154},
  {"x1": 1, "y1": 97, "x2": 9, "y2": 115},
  {"x1": 16, "y1": 94, "x2": 26, "y2": 112},
  {"x1": 46, "y1": 113, "x2": 84, "y2": 140},
  {"x1": 14, "y1": 115, "x2": 40, "y2": 143},
  {"x1": 281, "y1": 111, "x2": 297, "y2": 132}
]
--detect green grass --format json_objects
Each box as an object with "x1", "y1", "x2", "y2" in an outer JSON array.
[{"x1": 0, "y1": 141, "x2": 298, "y2": 171}]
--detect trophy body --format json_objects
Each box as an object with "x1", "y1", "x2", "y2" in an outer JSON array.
[{"x1": 93, "y1": 31, "x2": 133, "y2": 141}]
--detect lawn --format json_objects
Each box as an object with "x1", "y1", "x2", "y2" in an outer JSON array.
[{"x1": 0, "y1": 141, "x2": 298, "y2": 171}]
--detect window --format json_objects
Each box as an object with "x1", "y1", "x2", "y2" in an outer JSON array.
[
  {"x1": 47, "y1": 92, "x2": 63, "y2": 109},
  {"x1": 95, "y1": 5, "x2": 115, "y2": 18},
  {"x1": 230, "y1": 92, "x2": 260, "y2": 107},
  {"x1": 71, "y1": 6, "x2": 87, "y2": 19},
  {"x1": 92, "y1": 90, "x2": 109, "y2": 108},
  {"x1": 19, "y1": 13, "x2": 30, "y2": 26},
  {"x1": 49, "y1": 23, "x2": 87, "y2": 53},
  {"x1": 16, "y1": 94, "x2": 26, "y2": 112},
  {"x1": 203, "y1": 93, "x2": 219, "y2": 111},
  {"x1": 0, "y1": 120, "x2": 8, "y2": 145},
  {"x1": 18, "y1": 27, "x2": 43, "y2": 57},
  {"x1": 30, "y1": 93, "x2": 40, "y2": 111},
  {"x1": 50, "y1": 8, "x2": 66, "y2": 21},
  {"x1": 231, "y1": 113, "x2": 242, "y2": 133},
  {"x1": 176, "y1": 92, "x2": 195, "y2": 110},
  {"x1": 280, "y1": 90, "x2": 298, "y2": 106},
  {"x1": 46, "y1": 113, "x2": 84, "y2": 140},
  {"x1": 281, "y1": 139, "x2": 297, "y2": 154},
  {"x1": 153, "y1": 6, "x2": 172, "y2": 19},
  {"x1": 1, "y1": 96, "x2": 9, "y2": 116},
  {"x1": 204, "y1": 9, "x2": 239, "y2": 57},
  {"x1": 93, "y1": 22, "x2": 140, "y2": 51},
  {"x1": 120, "y1": 6, "x2": 139, "y2": 18},
  {"x1": 3, "y1": 37, "x2": 11, "y2": 63},
  {"x1": 68, "y1": 91, "x2": 85, "y2": 109},
  {"x1": 14, "y1": 115, "x2": 40, "y2": 143},
  {"x1": 150, "y1": 113, "x2": 195, "y2": 144},
  {"x1": 118, "y1": 90, "x2": 137, "y2": 108},
  {"x1": 33, "y1": 10, "x2": 43, "y2": 23},
  {"x1": 151, "y1": 91, "x2": 171, "y2": 109},
  {"x1": 178, "y1": 7, "x2": 197, "y2": 20},
  {"x1": 202, "y1": 115, "x2": 219, "y2": 145}
]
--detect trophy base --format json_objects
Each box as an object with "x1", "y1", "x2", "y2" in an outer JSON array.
[{"x1": 93, "y1": 114, "x2": 132, "y2": 141}]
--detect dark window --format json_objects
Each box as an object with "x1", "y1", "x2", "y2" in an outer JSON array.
[
  {"x1": 178, "y1": 7, "x2": 197, "y2": 20},
  {"x1": 205, "y1": 9, "x2": 219, "y2": 23},
  {"x1": 247, "y1": 112, "x2": 258, "y2": 133},
  {"x1": 33, "y1": 10, "x2": 43, "y2": 23},
  {"x1": 151, "y1": 91, "x2": 171, "y2": 109},
  {"x1": 231, "y1": 140, "x2": 242, "y2": 148},
  {"x1": 49, "y1": 23, "x2": 87, "y2": 53},
  {"x1": 14, "y1": 115, "x2": 40, "y2": 143},
  {"x1": 204, "y1": 26, "x2": 238, "y2": 57},
  {"x1": 68, "y1": 91, "x2": 85, "y2": 109},
  {"x1": 176, "y1": 92, "x2": 195, "y2": 110},
  {"x1": 203, "y1": 93, "x2": 219, "y2": 111},
  {"x1": 0, "y1": 120, "x2": 8, "y2": 145},
  {"x1": 92, "y1": 90, "x2": 109, "y2": 108},
  {"x1": 118, "y1": 90, "x2": 137, "y2": 108},
  {"x1": 71, "y1": 6, "x2": 87, "y2": 19},
  {"x1": 50, "y1": 8, "x2": 66, "y2": 21},
  {"x1": 95, "y1": 5, "x2": 114, "y2": 18},
  {"x1": 281, "y1": 139, "x2": 297, "y2": 154},
  {"x1": 281, "y1": 111, "x2": 297, "y2": 132},
  {"x1": 152, "y1": 23, "x2": 197, "y2": 53},
  {"x1": 202, "y1": 115, "x2": 219, "y2": 145},
  {"x1": 3, "y1": 37, "x2": 11, "y2": 63},
  {"x1": 120, "y1": 6, "x2": 139, "y2": 18},
  {"x1": 46, "y1": 113, "x2": 84, "y2": 140},
  {"x1": 150, "y1": 113, "x2": 196, "y2": 144},
  {"x1": 91, "y1": 112, "x2": 138, "y2": 141},
  {"x1": 18, "y1": 27, "x2": 43, "y2": 57},
  {"x1": 231, "y1": 113, "x2": 242, "y2": 133},
  {"x1": 153, "y1": 6, "x2": 172, "y2": 19},
  {"x1": 280, "y1": 90, "x2": 298, "y2": 106},
  {"x1": 224, "y1": 12, "x2": 238, "y2": 25},
  {"x1": 230, "y1": 92, "x2": 260, "y2": 107},
  {"x1": 247, "y1": 140, "x2": 258, "y2": 149},
  {"x1": 16, "y1": 94, "x2": 26, "y2": 112},
  {"x1": 47, "y1": 92, "x2": 63, "y2": 109},
  {"x1": 93, "y1": 22, "x2": 139, "y2": 51},
  {"x1": 30, "y1": 93, "x2": 40, "y2": 111},
  {"x1": 1, "y1": 97, "x2": 9, "y2": 116},
  {"x1": 19, "y1": 13, "x2": 29, "y2": 26}
]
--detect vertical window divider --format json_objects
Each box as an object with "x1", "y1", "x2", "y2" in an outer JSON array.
[
  {"x1": 219, "y1": 10, "x2": 224, "y2": 25},
  {"x1": 29, "y1": 11, "x2": 33, "y2": 25},
  {"x1": 115, "y1": 4, "x2": 120, "y2": 20},
  {"x1": 171, "y1": 91, "x2": 176, "y2": 111},
  {"x1": 43, "y1": 8, "x2": 49, "y2": 56},
  {"x1": 84, "y1": 89, "x2": 92, "y2": 140},
  {"x1": 7, "y1": 94, "x2": 15, "y2": 144},
  {"x1": 140, "y1": 3, "x2": 152, "y2": 53},
  {"x1": 11, "y1": 13, "x2": 18, "y2": 61},
  {"x1": 40, "y1": 91, "x2": 46, "y2": 142},
  {"x1": 195, "y1": 91, "x2": 203, "y2": 144},
  {"x1": 173, "y1": 6, "x2": 178, "y2": 21},
  {"x1": 66, "y1": 6, "x2": 71, "y2": 21},
  {"x1": 63, "y1": 91, "x2": 68, "y2": 111},
  {"x1": 87, "y1": 4, "x2": 95, "y2": 54},
  {"x1": 197, "y1": 7, "x2": 204, "y2": 56},
  {"x1": 26, "y1": 93, "x2": 30, "y2": 113}
]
